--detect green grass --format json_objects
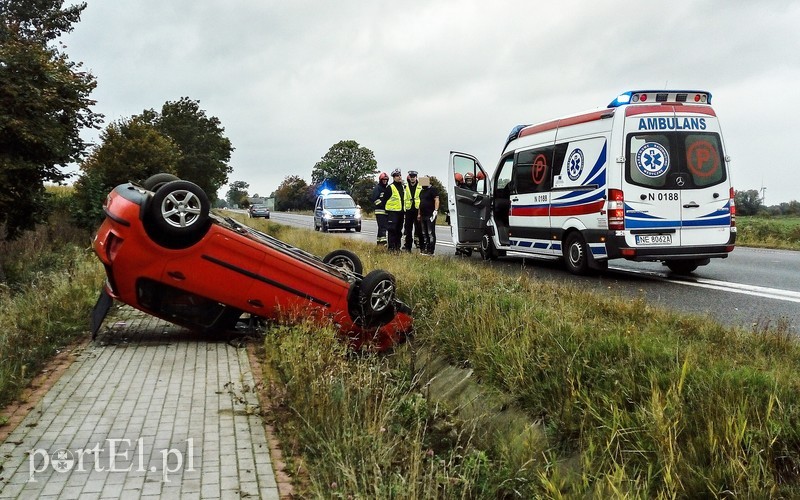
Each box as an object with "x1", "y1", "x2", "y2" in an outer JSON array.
[
  {"x1": 247, "y1": 217, "x2": 800, "y2": 498},
  {"x1": 0, "y1": 215, "x2": 104, "y2": 408},
  {"x1": 737, "y1": 215, "x2": 800, "y2": 250}
]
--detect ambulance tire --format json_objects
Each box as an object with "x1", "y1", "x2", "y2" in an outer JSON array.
[
  {"x1": 480, "y1": 234, "x2": 498, "y2": 261},
  {"x1": 666, "y1": 260, "x2": 700, "y2": 275},
  {"x1": 563, "y1": 232, "x2": 590, "y2": 276}
]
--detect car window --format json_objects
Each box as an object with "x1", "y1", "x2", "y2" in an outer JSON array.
[{"x1": 324, "y1": 198, "x2": 356, "y2": 209}]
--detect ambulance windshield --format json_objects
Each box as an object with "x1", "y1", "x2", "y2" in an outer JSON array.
[{"x1": 625, "y1": 132, "x2": 726, "y2": 189}]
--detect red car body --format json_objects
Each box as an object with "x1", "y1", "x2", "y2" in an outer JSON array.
[{"x1": 91, "y1": 179, "x2": 412, "y2": 351}]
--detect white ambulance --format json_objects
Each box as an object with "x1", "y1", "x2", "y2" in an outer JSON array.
[{"x1": 448, "y1": 90, "x2": 736, "y2": 275}]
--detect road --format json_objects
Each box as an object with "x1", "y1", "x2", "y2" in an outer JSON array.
[{"x1": 256, "y1": 211, "x2": 800, "y2": 335}]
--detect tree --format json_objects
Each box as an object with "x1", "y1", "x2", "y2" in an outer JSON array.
[
  {"x1": 226, "y1": 180, "x2": 249, "y2": 208},
  {"x1": 0, "y1": 0, "x2": 102, "y2": 239},
  {"x1": 274, "y1": 175, "x2": 313, "y2": 211},
  {"x1": 141, "y1": 97, "x2": 233, "y2": 200},
  {"x1": 735, "y1": 189, "x2": 763, "y2": 216},
  {"x1": 71, "y1": 117, "x2": 181, "y2": 229},
  {"x1": 311, "y1": 140, "x2": 377, "y2": 194}
]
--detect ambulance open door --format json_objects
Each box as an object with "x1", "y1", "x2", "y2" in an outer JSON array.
[{"x1": 447, "y1": 152, "x2": 490, "y2": 251}]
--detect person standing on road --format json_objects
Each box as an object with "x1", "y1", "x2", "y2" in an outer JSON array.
[
  {"x1": 371, "y1": 172, "x2": 390, "y2": 246},
  {"x1": 403, "y1": 170, "x2": 422, "y2": 252},
  {"x1": 418, "y1": 176, "x2": 439, "y2": 255},
  {"x1": 385, "y1": 169, "x2": 405, "y2": 252}
]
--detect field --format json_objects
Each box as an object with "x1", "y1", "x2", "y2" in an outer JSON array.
[{"x1": 736, "y1": 215, "x2": 800, "y2": 251}]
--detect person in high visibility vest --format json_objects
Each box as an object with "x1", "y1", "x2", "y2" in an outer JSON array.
[
  {"x1": 385, "y1": 169, "x2": 405, "y2": 252},
  {"x1": 403, "y1": 170, "x2": 422, "y2": 252},
  {"x1": 371, "y1": 172, "x2": 389, "y2": 245}
]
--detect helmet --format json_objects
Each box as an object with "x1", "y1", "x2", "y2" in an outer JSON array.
[
  {"x1": 379, "y1": 172, "x2": 389, "y2": 180},
  {"x1": 476, "y1": 171, "x2": 485, "y2": 180},
  {"x1": 455, "y1": 173, "x2": 464, "y2": 183},
  {"x1": 391, "y1": 168, "x2": 401, "y2": 177},
  {"x1": 465, "y1": 172, "x2": 475, "y2": 181}
]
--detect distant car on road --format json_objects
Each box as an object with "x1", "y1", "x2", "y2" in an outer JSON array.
[
  {"x1": 91, "y1": 174, "x2": 412, "y2": 351},
  {"x1": 248, "y1": 204, "x2": 270, "y2": 219}
]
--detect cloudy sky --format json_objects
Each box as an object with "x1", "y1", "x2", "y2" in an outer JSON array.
[{"x1": 63, "y1": 0, "x2": 800, "y2": 204}]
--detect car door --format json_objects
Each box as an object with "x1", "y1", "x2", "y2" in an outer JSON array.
[{"x1": 447, "y1": 152, "x2": 490, "y2": 248}]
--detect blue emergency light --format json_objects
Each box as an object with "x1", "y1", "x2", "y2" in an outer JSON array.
[{"x1": 608, "y1": 90, "x2": 712, "y2": 108}]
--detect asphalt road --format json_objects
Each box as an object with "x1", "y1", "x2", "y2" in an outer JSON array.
[{"x1": 254, "y1": 211, "x2": 800, "y2": 335}]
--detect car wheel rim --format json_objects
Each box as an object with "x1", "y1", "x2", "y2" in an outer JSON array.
[
  {"x1": 569, "y1": 242, "x2": 583, "y2": 266},
  {"x1": 161, "y1": 190, "x2": 202, "y2": 228},
  {"x1": 330, "y1": 257, "x2": 355, "y2": 272},
  {"x1": 370, "y1": 280, "x2": 394, "y2": 312}
]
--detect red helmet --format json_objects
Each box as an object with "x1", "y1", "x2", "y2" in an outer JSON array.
[
  {"x1": 476, "y1": 171, "x2": 485, "y2": 180},
  {"x1": 465, "y1": 172, "x2": 475, "y2": 181},
  {"x1": 454, "y1": 172, "x2": 464, "y2": 183},
  {"x1": 379, "y1": 172, "x2": 389, "y2": 180}
]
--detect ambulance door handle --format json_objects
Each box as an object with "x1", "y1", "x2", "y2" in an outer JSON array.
[
  {"x1": 511, "y1": 197, "x2": 519, "y2": 202},
  {"x1": 683, "y1": 202, "x2": 700, "y2": 209}
]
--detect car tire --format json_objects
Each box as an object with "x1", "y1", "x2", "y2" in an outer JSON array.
[
  {"x1": 666, "y1": 260, "x2": 700, "y2": 275},
  {"x1": 323, "y1": 249, "x2": 364, "y2": 274},
  {"x1": 145, "y1": 180, "x2": 211, "y2": 249},
  {"x1": 563, "y1": 232, "x2": 590, "y2": 275},
  {"x1": 359, "y1": 270, "x2": 396, "y2": 320},
  {"x1": 480, "y1": 233, "x2": 498, "y2": 261},
  {"x1": 142, "y1": 173, "x2": 180, "y2": 192}
]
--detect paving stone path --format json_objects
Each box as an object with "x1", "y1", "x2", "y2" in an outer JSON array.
[{"x1": 0, "y1": 307, "x2": 279, "y2": 499}]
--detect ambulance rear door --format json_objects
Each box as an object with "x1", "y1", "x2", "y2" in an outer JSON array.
[
  {"x1": 448, "y1": 152, "x2": 490, "y2": 248},
  {"x1": 622, "y1": 102, "x2": 731, "y2": 249}
]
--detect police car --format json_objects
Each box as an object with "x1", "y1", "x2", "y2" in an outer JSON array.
[{"x1": 313, "y1": 190, "x2": 362, "y2": 232}]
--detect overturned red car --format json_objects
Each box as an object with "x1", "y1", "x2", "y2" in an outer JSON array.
[{"x1": 91, "y1": 174, "x2": 412, "y2": 351}]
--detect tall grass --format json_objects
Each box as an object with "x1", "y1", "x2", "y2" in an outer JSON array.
[
  {"x1": 0, "y1": 211, "x2": 104, "y2": 407},
  {"x1": 737, "y1": 216, "x2": 800, "y2": 250},
  {"x1": 248, "y1": 217, "x2": 800, "y2": 498}
]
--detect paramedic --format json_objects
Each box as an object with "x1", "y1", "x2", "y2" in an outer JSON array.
[
  {"x1": 385, "y1": 169, "x2": 405, "y2": 252},
  {"x1": 418, "y1": 176, "x2": 439, "y2": 255},
  {"x1": 463, "y1": 171, "x2": 477, "y2": 191},
  {"x1": 403, "y1": 170, "x2": 422, "y2": 252},
  {"x1": 371, "y1": 172, "x2": 389, "y2": 245}
]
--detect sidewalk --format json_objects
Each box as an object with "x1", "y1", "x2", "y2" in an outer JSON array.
[{"x1": 0, "y1": 307, "x2": 280, "y2": 499}]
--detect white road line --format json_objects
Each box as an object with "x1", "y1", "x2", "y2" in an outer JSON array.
[{"x1": 611, "y1": 267, "x2": 800, "y2": 304}]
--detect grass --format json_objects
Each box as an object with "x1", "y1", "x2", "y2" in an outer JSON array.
[
  {"x1": 737, "y1": 215, "x2": 800, "y2": 251},
  {"x1": 245, "y1": 217, "x2": 800, "y2": 498},
  {"x1": 0, "y1": 210, "x2": 104, "y2": 408}
]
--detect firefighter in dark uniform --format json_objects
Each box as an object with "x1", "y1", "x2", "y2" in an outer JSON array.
[
  {"x1": 371, "y1": 172, "x2": 389, "y2": 245},
  {"x1": 385, "y1": 169, "x2": 405, "y2": 252}
]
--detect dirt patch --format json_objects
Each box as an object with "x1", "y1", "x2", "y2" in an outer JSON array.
[{"x1": 0, "y1": 336, "x2": 91, "y2": 443}]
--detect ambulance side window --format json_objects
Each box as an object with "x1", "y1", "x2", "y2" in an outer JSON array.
[{"x1": 515, "y1": 146, "x2": 554, "y2": 194}]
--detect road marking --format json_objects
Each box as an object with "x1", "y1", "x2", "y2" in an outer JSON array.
[{"x1": 611, "y1": 267, "x2": 800, "y2": 304}]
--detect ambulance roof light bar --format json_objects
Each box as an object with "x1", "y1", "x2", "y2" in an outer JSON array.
[{"x1": 608, "y1": 90, "x2": 712, "y2": 108}]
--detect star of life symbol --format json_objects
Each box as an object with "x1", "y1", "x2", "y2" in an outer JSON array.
[
  {"x1": 636, "y1": 142, "x2": 670, "y2": 178},
  {"x1": 567, "y1": 149, "x2": 584, "y2": 181}
]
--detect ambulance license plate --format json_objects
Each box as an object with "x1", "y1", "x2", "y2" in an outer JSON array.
[{"x1": 635, "y1": 234, "x2": 672, "y2": 245}]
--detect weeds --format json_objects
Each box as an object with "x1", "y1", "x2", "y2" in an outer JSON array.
[{"x1": 248, "y1": 218, "x2": 800, "y2": 498}]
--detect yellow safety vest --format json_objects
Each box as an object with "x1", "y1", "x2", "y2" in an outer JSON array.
[
  {"x1": 404, "y1": 183, "x2": 421, "y2": 211},
  {"x1": 385, "y1": 184, "x2": 404, "y2": 211}
]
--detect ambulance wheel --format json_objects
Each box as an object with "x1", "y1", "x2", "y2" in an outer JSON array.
[
  {"x1": 480, "y1": 234, "x2": 498, "y2": 260},
  {"x1": 323, "y1": 249, "x2": 364, "y2": 274},
  {"x1": 564, "y1": 232, "x2": 590, "y2": 275},
  {"x1": 666, "y1": 260, "x2": 699, "y2": 275}
]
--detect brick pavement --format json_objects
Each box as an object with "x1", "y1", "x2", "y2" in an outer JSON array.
[{"x1": 0, "y1": 307, "x2": 279, "y2": 499}]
